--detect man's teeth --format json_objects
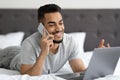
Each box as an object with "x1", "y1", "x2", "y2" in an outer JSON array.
[{"x1": 55, "y1": 32, "x2": 61, "y2": 36}]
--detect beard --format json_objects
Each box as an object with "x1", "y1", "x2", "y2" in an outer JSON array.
[
  {"x1": 52, "y1": 30, "x2": 64, "y2": 44},
  {"x1": 53, "y1": 38, "x2": 63, "y2": 44}
]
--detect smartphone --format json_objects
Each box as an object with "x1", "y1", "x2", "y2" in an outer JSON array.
[{"x1": 38, "y1": 23, "x2": 49, "y2": 35}]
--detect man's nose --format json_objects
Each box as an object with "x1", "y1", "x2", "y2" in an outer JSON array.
[{"x1": 55, "y1": 25, "x2": 61, "y2": 31}]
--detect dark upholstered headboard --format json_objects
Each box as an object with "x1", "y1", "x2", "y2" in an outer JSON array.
[
  {"x1": 0, "y1": 9, "x2": 120, "y2": 51},
  {"x1": 0, "y1": 9, "x2": 38, "y2": 38}
]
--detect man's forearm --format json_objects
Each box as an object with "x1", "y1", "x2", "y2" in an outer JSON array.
[{"x1": 24, "y1": 53, "x2": 46, "y2": 76}]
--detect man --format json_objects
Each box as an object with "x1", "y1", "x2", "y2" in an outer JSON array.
[{"x1": 13, "y1": 4, "x2": 86, "y2": 76}]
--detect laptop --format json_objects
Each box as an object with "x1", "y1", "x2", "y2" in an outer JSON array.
[
  {"x1": 57, "y1": 47, "x2": 120, "y2": 80},
  {"x1": 83, "y1": 47, "x2": 120, "y2": 80}
]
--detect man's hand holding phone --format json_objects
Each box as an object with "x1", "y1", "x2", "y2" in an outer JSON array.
[{"x1": 39, "y1": 27, "x2": 54, "y2": 57}]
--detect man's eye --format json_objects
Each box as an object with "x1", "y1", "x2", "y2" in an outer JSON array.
[
  {"x1": 59, "y1": 22, "x2": 63, "y2": 25},
  {"x1": 49, "y1": 23, "x2": 54, "y2": 26},
  {"x1": 49, "y1": 24, "x2": 54, "y2": 27}
]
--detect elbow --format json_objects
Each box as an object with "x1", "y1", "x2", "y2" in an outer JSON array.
[
  {"x1": 73, "y1": 66, "x2": 87, "y2": 73},
  {"x1": 81, "y1": 66, "x2": 87, "y2": 71}
]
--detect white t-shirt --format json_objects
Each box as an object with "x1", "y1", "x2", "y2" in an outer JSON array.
[{"x1": 14, "y1": 32, "x2": 82, "y2": 74}]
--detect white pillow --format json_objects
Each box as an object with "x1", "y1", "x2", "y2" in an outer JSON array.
[
  {"x1": 69, "y1": 32, "x2": 86, "y2": 53},
  {"x1": 0, "y1": 32, "x2": 25, "y2": 49}
]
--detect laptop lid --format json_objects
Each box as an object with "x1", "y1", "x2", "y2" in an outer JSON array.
[{"x1": 83, "y1": 47, "x2": 120, "y2": 80}]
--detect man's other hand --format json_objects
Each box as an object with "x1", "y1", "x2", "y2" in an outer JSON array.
[{"x1": 98, "y1": 39, "x2": 110, "y2": 48}]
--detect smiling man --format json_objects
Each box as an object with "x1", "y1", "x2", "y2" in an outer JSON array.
[{"x1": 16, "y1": 4, "x2": 86, "y2": 76}]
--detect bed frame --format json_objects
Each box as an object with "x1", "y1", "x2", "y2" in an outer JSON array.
[{"x1": 0, "y1": 9, "x2": 120, "y2": 51}]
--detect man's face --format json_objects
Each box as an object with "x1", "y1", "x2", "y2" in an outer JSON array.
[{"x1": 43, "y1": 12, "x2": 64, "y2": 43}]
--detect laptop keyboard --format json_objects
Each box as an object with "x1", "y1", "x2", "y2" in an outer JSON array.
[{"x1": 56, "y1": 72, "x2": 85, "y2": 80}]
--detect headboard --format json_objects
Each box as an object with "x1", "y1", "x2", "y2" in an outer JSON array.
[{"x1": 0, "y1": 9, "x2": 120, "y2": 51}]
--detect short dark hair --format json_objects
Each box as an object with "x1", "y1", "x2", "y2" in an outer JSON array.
[{"x1": 38, "y1": 4, "x2": 62, "y2": 22}]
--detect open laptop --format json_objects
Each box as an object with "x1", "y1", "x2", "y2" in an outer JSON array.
[
  {"x1": 83, "y1": 47, "x2": 120, "y2": 80},
  {"x1": 57, "y1": 47, "x2": 120, "y2": 80}
]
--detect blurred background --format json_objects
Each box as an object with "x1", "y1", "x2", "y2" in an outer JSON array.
[{"x1": 0, "y1": 0, "x2": 120, "y2": 9}]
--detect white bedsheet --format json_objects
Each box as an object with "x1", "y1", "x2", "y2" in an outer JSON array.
[
  {"x1": 0, "y1": 68, "x2": 66, "y2": 80},
  {"x1": 0, "y1": 51, "x2": 93, "y2": 80},
  {"x1": 0, "y1": 74, "x2": 65, "y2": 80}
]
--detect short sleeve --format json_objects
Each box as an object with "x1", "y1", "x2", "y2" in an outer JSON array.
[
  {"x1": 68, "y1": 38, "x2": 83, "y2": 61},
  {"x1": 20, "y1": 39, "x2": 36, "y2": 65}
]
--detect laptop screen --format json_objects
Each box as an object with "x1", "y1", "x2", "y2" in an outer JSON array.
[{"x1": 83, "y1": 47, "x2": 120, "y2": 80}]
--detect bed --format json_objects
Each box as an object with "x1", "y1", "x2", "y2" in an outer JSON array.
[{"x1": 0, "y1": 9, "x2": 120, "y2": 79}]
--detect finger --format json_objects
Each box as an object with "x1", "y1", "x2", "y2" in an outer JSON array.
[
  {"x1": 48, "y1": 40, "x2": 53, "y2": 48},
  {"x1": 107, "y1": 43, "x2": 110, "y2": 48},
  {"x1": 41, "y1": 34, "x2": 54, "y2": 45},
  {"x1": 98, "y1": 39, "x2": 105, "y2": 48},
  {"x1": 47, "y1": 34, "x2": 54, "y2": 40},
  {"x1": 50, "y1": 43, "x2": 53, "y2": 48}
]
